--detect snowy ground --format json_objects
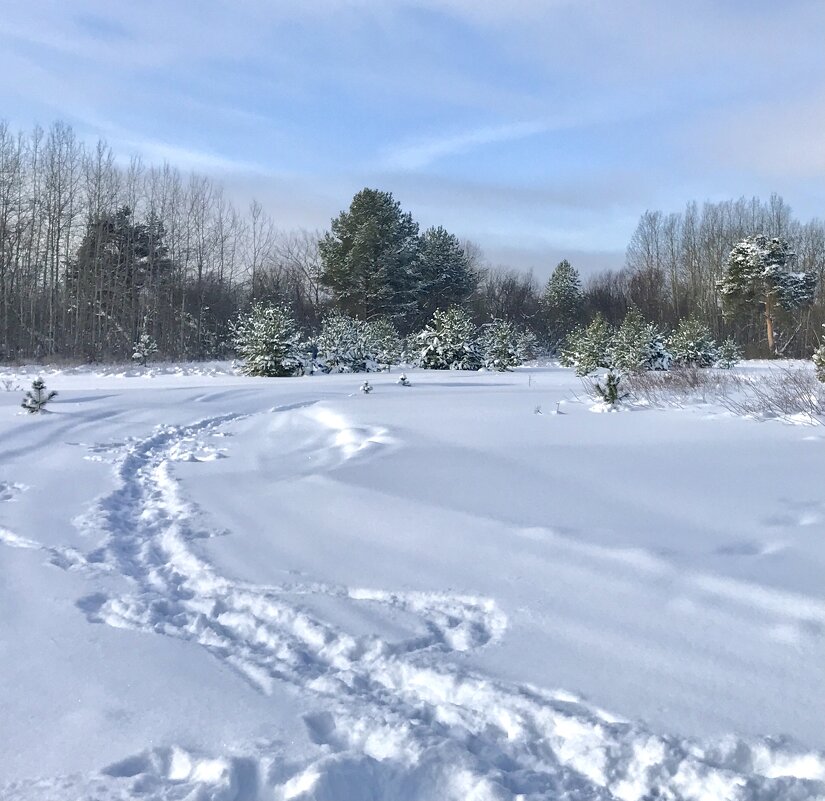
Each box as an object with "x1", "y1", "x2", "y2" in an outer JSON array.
[{"x1": 0, "y1": 362, "x2": 823, "y2": 801}]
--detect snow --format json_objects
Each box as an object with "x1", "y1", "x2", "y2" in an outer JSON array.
[{"x1": 0, "y1": 362, "x2": 823, "y2": 800}]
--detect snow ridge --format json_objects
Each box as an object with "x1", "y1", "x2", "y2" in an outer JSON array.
[{"x1": 1, "y1": 406, "x2": 824, "y2": 800}]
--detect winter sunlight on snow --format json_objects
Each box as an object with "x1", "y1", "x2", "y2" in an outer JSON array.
[{"x1": 1, "y1": 363, "x2": 823, "y2": 800}]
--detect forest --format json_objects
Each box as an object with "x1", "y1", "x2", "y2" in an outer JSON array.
[{"x1": 1, "y1": 120, "x2": 822, "y2": 363}]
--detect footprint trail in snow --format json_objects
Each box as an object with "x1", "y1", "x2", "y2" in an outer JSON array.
[{"x1": 1, "y1": 404, "x2": 824, "y2": 801}]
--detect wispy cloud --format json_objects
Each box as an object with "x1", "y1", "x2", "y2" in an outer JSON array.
[
  {"x1": 114, "y1": 138, "x2": 264, "y2": 174},
  {"x1": 379, "y1": 121, "x2": 550, "y2": 171}
]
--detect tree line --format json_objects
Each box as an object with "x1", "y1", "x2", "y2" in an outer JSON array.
[{"x1": 1, "y1": 120, "x2": 822, "y2": 363}]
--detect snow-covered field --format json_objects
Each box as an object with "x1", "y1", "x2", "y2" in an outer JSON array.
[{"x1": 0, "y1": 362, "x2": 823, "y2": 801}]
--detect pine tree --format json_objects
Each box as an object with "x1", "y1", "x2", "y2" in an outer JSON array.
[
  {"x1": 542, "y1": 260, "x2": 584, "y2": 350},
  {"x1": 609, "y1": 308, "x2": 671, "y2": 373},
  {"x1": 715, "y1": 337, "x2": 741, "y2": 370},
  {"x1": 313, "y1": 314, "x2": 401, "y2": 373},
  {"x1": 416, "y1": 226, "x2": 477, "y2": 325},
  {"x1": 481, "y1": 319, "x2": 526, "y2": 371},
  {"x1": 365, "y1": 317, "x2": 402, "y2": 370},
  {"x1": 416, "y1": 306, "x2": 483, "y2": 370},
  {"x1": 319, "y1": 189, "x2": 421, "y2": 329},
  {"x1": 668, "y1": 317, "x2": 719, "y2": 368},
  {"x1": 132, "y1": 332, "x2": 158, "y2": 367},
  {"x1": 21, "y1": 378, "x2": 57, "y2": 413},
  {"x1": 594, "y1": 370, "x2": 627, "y2": 406},
  {"x1": 718, "y1": 235, "x2": 816, "y2": 353},
  {"x1": 560, "y1": 314, "x2": 614, "y2": 376},
  {"x1": 231, "y1": 303, "x2": 305, "y2": 377},
  {"x1": 314, "y1": 313, "x2": 372, "y2": 373}
]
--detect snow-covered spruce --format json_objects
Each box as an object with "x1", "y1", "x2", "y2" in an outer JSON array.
[
  {"x1": 416, "y1": 306, "x2": 484, "y2": 370},
  {"x1": 715, "y1": 336, "x2": 741, "y2": 369},
  {"x1": 313, "y1": 314, "x2": 402, "y2": 374},
  {"x1": 231, "y1": 302, "x2": 306, "y2": 377},
  {"x1": 608, "y1": 308, "x2": 671, "y2": 373},
  {"x1": 668, "y1": 317, "x2": 719, "y2": 368},
  {"x1": 365, "y1": 317, "x2": 403, "y2": 369},
  {"x1": 541, "y1": 258, "x2": 584, "y2": 352},
  {"x1": 480, "y1": 319, "x2": 533, "y2": 371},
  {"x1": 314, "y1": 313, "x2": 376, "y2": 374},
  {"x1": 132, "y1": 332, "x2": 158, "y2": 367},
  {"x1": 559, "y1": 314, "x2": 613, "y2": 376}
]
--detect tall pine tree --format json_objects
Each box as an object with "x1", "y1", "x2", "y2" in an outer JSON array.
[
  {"x1": 416, "y1": 226, "x2": 477, "y2": 326},
  {"x1": 718, "y1": 235, "x2": 816, "y2": 354},
  {"x1": 319, "y1": 189, "x2": 421, "y2": 330},
  {"x1": 542, "y1": 260, "x2": 584, "y2": 350}
]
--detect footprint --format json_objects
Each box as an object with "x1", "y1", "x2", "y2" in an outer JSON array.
[
  {"x1": 763, "y1": 499, "x2": 823, "y2": 529},
  {"x1": 0, "y1": 481, "x2": 26, "y2": 502}
]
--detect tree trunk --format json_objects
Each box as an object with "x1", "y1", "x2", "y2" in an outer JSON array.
[{"x1": 765, "y1": 296, "x2": 775, "y2": 354}]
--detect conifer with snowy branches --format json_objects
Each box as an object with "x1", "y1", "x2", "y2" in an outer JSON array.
[
  {"x1": 132, "y1": 332, "x2": 158, "y2": 367},
  {"x1": 718, "y1": 235, "x2": 816, "y2": 353},
  {"x1": 715, "y1": 337, "x2": 741, "y2": 370},
  {"x1": 814, "y1": 327, "x2": 825, "y2": 383},
  {"x1": 594, "y1": 370, "x2": 627, "y2": 406},
  {"x1": 542, "y1": 259, "x2": 584, "y2": 350},
  {"x1": 313, "y1": 314, "x2": 401, "y2": 373},
  {"x1": 21, "y1": 378, "x2": 57, "y2": 413},
  {"x1": 416, "y1": 226, "x2": 477, "y2": 325},
  {"x1": 366, "y1": 317, "x2": 403, "y2": 370},
  {"x1": 319, "y1": 189, "x2": 421, "y2": 328},
  {"x1": 481, "y1": 319, "x2": 527, "y2": 371},
  {"x1": 416, "y1": 306, "x2": 483, "y2": 370},
  {"x1": 231, "y1": 302, "x2": 305, "y2": 377},
  {"x1": 314, "y1": 313, "x2": 375, "y2": 373},
  {"x1": 560, "y1": 314, "x2": 614, "y2": 376},
  {"x1": 668, "y1": 317, "x2": 719, "y2": 368},
  {"x1": 609, "y1": 308, "x2": 671, "y2": 373}
]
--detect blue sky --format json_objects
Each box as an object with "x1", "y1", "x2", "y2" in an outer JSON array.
[{"x1": 1, "y1": 0, "x2": 823, "y2": 276}]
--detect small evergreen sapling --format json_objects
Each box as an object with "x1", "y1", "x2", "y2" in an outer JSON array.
[
  {"x1": 132, "y1": 332, "x2": 158, "y2": 367},
  {"x1": 231, "y1": 302, "x2": 305, "y2": 377},
  {"x1": 360, "y1": 380, "x2": 373, "y2": 394},
  {"x1": 609, "y1": 308, "x2": 671, "y2": 373},
  {"x1": 560, "y1": 313, "x2": 613, "y2": 376},
  {"x1": 715, "y1": 337, "x2": 741, "y2": 370},
  {"x1": 397, "y1": 373, "x2": 411, "y2": 386},
  {"x1": 366, "y1": 317, "x2": 403, "y2": 370},
  {"x1": 313, "y1": 314, "x2": 402, "y2": 373},
  {"x1": 481, "y1": 319, "x2": 525, "y2": 371},
  {"x1": 594, "y1": 370, "x2": 627, "y2": 406},
  {"x1": 21, "y1": 378, "x2": 57, "y2": 413},
  {"x1": 668, "y1": 318, "x2": 719, "y2": 367},
  {"x1": 416, "y1": 306, "x2": 484, "y2": 370}
]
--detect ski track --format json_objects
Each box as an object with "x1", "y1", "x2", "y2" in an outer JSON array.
[{"x1": 1, "y1": 404, "x2": 824, "y2": 801}]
